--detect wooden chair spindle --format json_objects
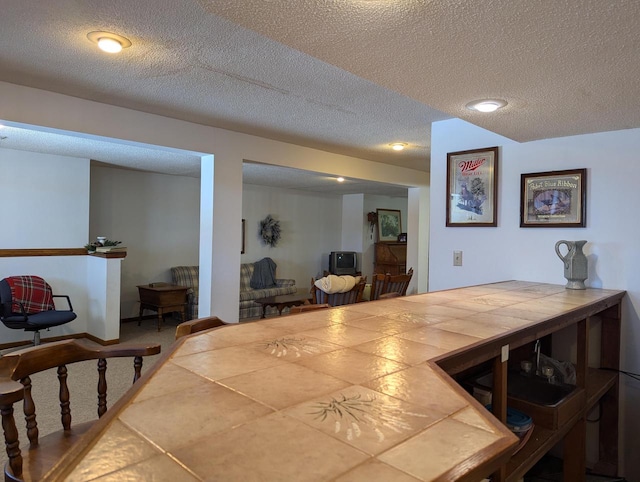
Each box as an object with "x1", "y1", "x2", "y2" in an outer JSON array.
[
  {"x1": 97, "y1": 358, "x2": 107, "y2": 418},
  {"x1": 57, "y1": 365, "x2": 71, "y2": 431},
  {"x1": 133, "y1": 356, "x2": 143, "y2": 383},
  {"x1": 21, "y1": 375, "x2": 38, "y2": 445},
  {"x1": 1, "y1": 403, "x2": 22, "y2": 477}
]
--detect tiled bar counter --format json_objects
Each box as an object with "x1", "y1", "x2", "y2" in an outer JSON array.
[{"x1": 49, "y1": 281, "x2": 624, "y2": 481}]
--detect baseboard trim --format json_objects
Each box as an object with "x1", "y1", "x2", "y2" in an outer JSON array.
[
  {"x1": 121, "y1": 315, "x2": 156, "y2": 324},
  {"x1": 0, "y1": 332, "x2": 86, "y2": 351},
  {"x1": 85, "y1": 333, "x2": 120, "y2": 346},
  {"x1": 0, "y1": 332, "x2": 119, "y2": 351}
]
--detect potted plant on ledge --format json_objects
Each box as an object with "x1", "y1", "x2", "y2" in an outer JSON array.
[{"x1": 85, "y1": 238, "x2": 125, "y2": 254}]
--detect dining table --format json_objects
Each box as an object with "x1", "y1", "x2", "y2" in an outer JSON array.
[{"x1": 47, "y1": 280, "x2": 624, "y2": 481}]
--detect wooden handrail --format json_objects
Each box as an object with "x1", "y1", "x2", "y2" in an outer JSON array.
[
  {"x1": 0, "y1": 249, "x2": 86, "y2": 257},
  {"x1": 0, "y1": 249, "x2": 126, "y2": 259}
]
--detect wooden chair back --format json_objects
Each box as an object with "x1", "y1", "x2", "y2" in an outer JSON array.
[
  {"x1": 310, "y1": 278, "x2": 366, "y2": 306},
  {"x1": 384, "y1": 268, "x2": 414, "y2": 297},
  {"x1": 175, "y1": 316, "x2": 227, "y2": 339},
  {"x1": 369, "y1": 273, "x2": 389, "y2": 301},
  {"x1": 0, "y1": 338, "x2": 161, "y2": 481},
  {"x1": 289, "y1": 303, "x2": 330, "y2": 314}
]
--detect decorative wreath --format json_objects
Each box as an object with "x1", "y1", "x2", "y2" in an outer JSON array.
[{"x1": 260, "y1": 214, "x2": 281, "y2": 247}]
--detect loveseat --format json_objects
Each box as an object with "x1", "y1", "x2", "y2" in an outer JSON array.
[{"x1": 171, "y1": 262, "x2": 297, "y2": 321}]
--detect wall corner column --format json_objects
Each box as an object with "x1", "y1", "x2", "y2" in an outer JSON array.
[{"x1": 199, "y1": 154, "x2": 243, "y2": 323}]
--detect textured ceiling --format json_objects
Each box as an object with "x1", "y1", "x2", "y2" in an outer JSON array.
[
  {"x1": 204, "y1": 0, "x2": 640, "y2": 142},
  {"x1": 1, "y1": 0, "x2": 639, "y2": 194}
]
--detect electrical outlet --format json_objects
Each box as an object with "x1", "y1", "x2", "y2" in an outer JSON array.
[{"x1": 453, "y1": 250, "x2": 463, "y2": 266}]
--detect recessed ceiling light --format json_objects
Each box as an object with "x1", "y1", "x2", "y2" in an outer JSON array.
[
  {"x1": 466, "y1": 99, "x2": 507, "y2": 113},
  {"x1": 87, "y1": 31, "x2": 132, "y2": 54},
  {"x1": 336, "y1": 177, "x2": 345, "y2": 183},
  {"x1": 390, "y1": 143, "x2": 407, "y2": 151}
]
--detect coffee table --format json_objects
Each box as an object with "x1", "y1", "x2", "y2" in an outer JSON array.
[{"x1": 254, "y1": 291, "x2": 312, "y2": 318}]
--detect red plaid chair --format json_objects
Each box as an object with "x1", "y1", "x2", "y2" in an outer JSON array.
[{"x1": 0, "y1": 275, "x2": 76, "y2": 345}]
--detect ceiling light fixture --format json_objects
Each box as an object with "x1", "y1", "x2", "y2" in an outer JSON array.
[
  {"x1": 87, "y1": 31, "x2": 132, "y2": 54},
  {"x1": 390, "y1": 143, "x2": 407, "y2": 151},
  {"x1": 336, "y1": 177, "x2": 345, "y2": 183},
  {"x1": 466, "y1": 99, "x2": 507, "y2": 113}
]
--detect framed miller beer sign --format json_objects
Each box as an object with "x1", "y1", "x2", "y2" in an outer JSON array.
[
  {"x1": 520, "y1": 168, "x2": 587, "y2": 227},
  {"x1": 446, "y1": 147, "x2": 499, "y2": 227}
]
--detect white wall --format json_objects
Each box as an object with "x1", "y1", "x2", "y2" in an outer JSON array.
[
  {"x1": 430, "y1": 118, "x2": 640, "y2": 479},
  {"x1": 0, "y1": 148, "x2": 89, "y2": 248},
  {"x1": 1, "y1": 81, "x2": 429, "y2": 324},
  {"x1": 89, "y1": 168, "x2": 410, "y2": 316},
  {"x1": 89, "y1": 166, "x2": 200, "y2": 318},
  {"x1": 0, "y1": 150, "x2": 414, "y2": 325},
  {"x1": 0, "y1": 147, "x2": 90, "y2": 344},
  {"x1": 242, "y1": 184, "x2": 342, "y2": 285},
  {"x1": 408, "y1": 186, "x2": 430, "y2": 294},
  {"x1": 341, "y1": 194, "x2": 365, "y2": 255},
  {"x1": 0, "y1": 149, "x2": 122, "y2": 343}
]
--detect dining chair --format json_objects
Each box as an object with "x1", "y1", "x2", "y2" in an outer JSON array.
[
  {"x1": 175, "y1": 316, "x2": 227, "y2": 339},
  {"x1": 0, "y1": 338, "x2": 161, "y2": 481},
  {"x1": 369, "y1": 273, "x2": 390, "y2": 301},
  {"x1": 383, "y1": 268, "x2": 414, "y2": 297},
  {"x1": 310, "y1": 278, "x2": 366, "y2": 306}
]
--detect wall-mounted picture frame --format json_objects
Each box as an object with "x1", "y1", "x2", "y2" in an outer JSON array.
[
  {"x1": 376, "y1": 209, "x2": 402, "y2": 242},
  {"x1": 520, "y1": 168, "x2": 587, "y2": 228},
  {"x1": 241, "y1": 219, "x2": 246, "y2": 254},
  {"x1": 446, "y1": 146, "x2": 499, "y2": 227}
]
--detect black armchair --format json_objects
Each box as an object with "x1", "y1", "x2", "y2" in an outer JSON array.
[{"x1": 0, "y1": 275, "x2": 77, "y2": 345}]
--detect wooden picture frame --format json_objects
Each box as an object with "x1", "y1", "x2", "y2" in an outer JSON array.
[
  {"x1": 376, "y1": 209, "x2": 402, "y2": 242},
  {"x1": 520, "y1": 168, "x2": 587, "y2": 227},
  {"x1": 446, "y1": 147, "x2": 499, "y2": 227},
  {"x1": 241, "y1": 219, "x2": 246, "y2": 254}
]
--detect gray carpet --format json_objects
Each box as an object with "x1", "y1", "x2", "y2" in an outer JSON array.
[{"x1": 0, "y1": 317, "x2": 180, "y2": 471}]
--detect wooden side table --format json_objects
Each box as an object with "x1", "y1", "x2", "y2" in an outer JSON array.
[{"x1": 137, "y1": 283, "x2": 188, "y2": 331}]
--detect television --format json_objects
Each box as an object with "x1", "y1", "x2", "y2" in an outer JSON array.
[{"x1": 329, "y1": 251, "x2": 358, "y2": 276}]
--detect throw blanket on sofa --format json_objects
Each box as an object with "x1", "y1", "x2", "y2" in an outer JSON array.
[
  {"x1": 250, "y1": 257, "x2": 277, "y2": 289},
  {"x1": 314, "y1": 275, "x2": 361, "y2": 294}
]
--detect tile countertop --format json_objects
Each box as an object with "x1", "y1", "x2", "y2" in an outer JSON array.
[{"x1": 54, "y1": 281, "x2": 625, "y2": 481}]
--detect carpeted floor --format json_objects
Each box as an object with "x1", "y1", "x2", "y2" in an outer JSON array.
[{"x1": 0, "y1": 317, "x2": 180, "y2": 470}]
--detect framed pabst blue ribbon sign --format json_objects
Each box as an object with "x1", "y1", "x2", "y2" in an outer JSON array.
[
  {"x1": 520, "y1": 168, "x2": 587, "y2": 227},
  {"x1": 446, "y1": 147, "x2": 499, "y2": 227}
]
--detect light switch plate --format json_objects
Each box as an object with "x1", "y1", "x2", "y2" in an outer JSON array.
[{"x1": 453, "y1": 250, "x2": 462, "y2": 266}]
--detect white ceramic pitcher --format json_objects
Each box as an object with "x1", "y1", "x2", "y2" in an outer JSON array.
[{"x1": 555, "y1": 240, "x2": 588, "y2": 290}]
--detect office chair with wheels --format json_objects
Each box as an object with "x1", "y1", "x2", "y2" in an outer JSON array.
[{"x1": 0, "y1": 275, "x2": 77, "y2": 345}]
